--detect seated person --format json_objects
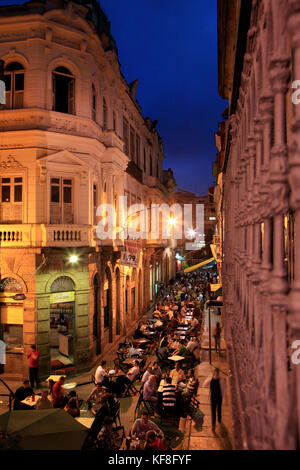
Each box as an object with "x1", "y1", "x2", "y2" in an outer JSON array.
[
  {"x1": 173, "y1": 340, "x2": 189, "y2": 357},
  {"x1": 134, "y1": 322, "x2": 144, "y2": 339},
  {"x1": 169, "y1": 362, "x2": 185, "y2": 384},
  {"x1": 187, "y1": 336, "x2": 199, "y2": 354},
  {"x1": 182, "y1": 369, "x2": 198, "y2": 399},
  {"x1": 128, "y1": 344, "x2": 143, "y2": 357},
  {"x1": 90, "y1": 395, "x2": 111, "y2": 438},
  {"x1": 162, "y1": 377, "x2": 177, "y2": 409},
  {"x1": 96, "y1": 417, "x2": 120, "y2": 450},
  {"x1": 51, "y1": 376, "x2": 66, "y2": 408},
  {"x1": 153, "y1": 306, "x2": 162, "y2": 319},
  {"x1": 151, "y1": 362, "x2": 162, "y2": 381},
  {"x1": 157, "y1": 344, "x2": 169, "y2": 361},
  {"x1": 168, "y1": 335, "x2": 181, "y2": 350},
  {"x1": 87, "y1": 383, "x2": 103, "y2": 407},
  {"x1": 13, "y1": 380, "x2": 34, "y2": 410},
  {"x1": 144, "y1": 430, "x2": 167, "y2": 451},
  {"x1": 64, "y1": 396, "x2": 80, "y2": 418},
  {"x1": 115, "y1": 360, "x2": 140, "y2": 394},
  {"x1": 169, "y1": 314, "x2": 179, "y2": 330},
  {"x1": 36, "y1": 390, "x2": 53, "y2": 410},
  {"x1": 142, "y1": 366, "x2": 153, "y2": 384},
  {"x1": 131, "y1": 412, "x2": 164, "y2": 440},
  {"x1": 94, "y1": 360, "x2": 109, "y2": 387},
  {"x1": 143, "y1": 375, "x2": 159, "y2": 416}
]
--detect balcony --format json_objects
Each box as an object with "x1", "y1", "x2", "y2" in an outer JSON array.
[
  {"x1": 0, "y1": 224, "x2": 36, "y2": 247},
  {"x1": 126, "y1": 160, "x2": 143, "y2": 184},
  {"x1": 43, "y1": 225, "x2": 91, "y2": 247}
]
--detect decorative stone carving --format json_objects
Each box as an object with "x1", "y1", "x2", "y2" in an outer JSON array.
[{"x1": 0, "y1": 155, "x2": 23, "y2": 169}]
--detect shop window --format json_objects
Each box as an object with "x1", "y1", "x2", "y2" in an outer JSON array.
[
  {"x1": 52, "y1": 66, "x2": 75, "y2": 114},
  {"x1": 2, "y1": 62, "x2": 24, "y2": 110},
  {"x1": 149, "y1": 153, "x2": 153, "y2": 176},
  {"x1": 50, "y1": 177, "x2": 73, "y2": 224},
  {"x1": 0, "y1": 176, "x2": 23, "y2": 223},
  {"x1": 0, "y1": 277, "x2": 24, "y2": 353},
  {"x1": 2, "y1": 325, "x2": 23, "y2": 352}
]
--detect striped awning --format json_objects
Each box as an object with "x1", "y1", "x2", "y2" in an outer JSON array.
[{"x1": 183, "y1": 257, "x2": 215, "y2": 273}]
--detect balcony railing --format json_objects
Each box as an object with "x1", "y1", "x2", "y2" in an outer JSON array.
[
  {"x1": 43, "y1": 225, "x2": 91, "y2": 247},
  {"x1": 0, "y1": 224, "x2": 36, "y2": 247}
]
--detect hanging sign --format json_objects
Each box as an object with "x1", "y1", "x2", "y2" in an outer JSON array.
[
  {"x1": 120, "y1": 240, "x2": 140, "y2": 268},
  {"x1": 50, "y1": 291, "x2": 75, "y2": 304}
]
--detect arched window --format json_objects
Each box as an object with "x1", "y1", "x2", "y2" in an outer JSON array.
[
  {"x1": 52, "y1": 66, "x2": 75, "y2": 114},
  {"x1": 103, "y1": 97, "x2": 108, "y2": 130},
  {"x1": 50, "y1": 276, "x2": 75, "y2": 293},
  {"x1": 3, "y1": 62, "x2": 24, "y2": 110},
  {"x1": 0, "y1": 277, "x2": 23, "y2": 293},
  {"x1": 92, "y1": 84, "x2": 96, "y2": 121}
]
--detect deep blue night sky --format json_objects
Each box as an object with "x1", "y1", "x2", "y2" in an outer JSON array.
[{"x1": 0, "y1": 0, "x2": 227, "y2": 194}]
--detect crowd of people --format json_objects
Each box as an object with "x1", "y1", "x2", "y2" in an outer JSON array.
[{"x1": 11, "y1": 269, "x2": 226, "y2": 450}]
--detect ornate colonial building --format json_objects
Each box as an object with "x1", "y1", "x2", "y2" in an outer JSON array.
[
  {"x1": 0, "y1": 0, "x2": 176, "y2": 378},
  {"x1": 217, "y1": 0, "x2": 300, "y2": 450}
]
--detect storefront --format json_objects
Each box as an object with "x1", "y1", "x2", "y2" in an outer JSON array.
[
  {"x1": 0, "y1": 277, "x2": 24, "y2": 375},
  {"x1": 49, "y1": 276, "x2": 75, "y2": 370}
]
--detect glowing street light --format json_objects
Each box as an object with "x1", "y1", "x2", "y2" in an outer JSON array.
[
  {"x1": 69, "y1": 254, "x2": 79, "y2": 264},
  {"x1": 188, "y1": 228, "x2": 196, "y2": 239},
  {"x1": 168, "y1": 216, "x2": 176, "y2": 227}
]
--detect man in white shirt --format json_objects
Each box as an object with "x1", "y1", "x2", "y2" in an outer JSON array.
[
  {"x1": 95, "y1": 360, "x2": 108, "y2": 385},
  {"x1": 187, "y1": 337, "x2": 198, "y2": 354}
]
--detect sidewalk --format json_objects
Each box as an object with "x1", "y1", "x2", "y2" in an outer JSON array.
[{"x1": 180, "y1": 305, "x2": 233, "y2": 450}]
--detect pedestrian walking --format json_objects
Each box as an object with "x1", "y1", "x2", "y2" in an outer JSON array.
[
  {"x1": 213, "y1": 322, "x2": 222, "y2": 355},
  {"x1": 203, "y1": 368, "x2": 226, "y2": 433},
  {"x1": 27, "y1": 344, "x2": 40, "y2": 389}
]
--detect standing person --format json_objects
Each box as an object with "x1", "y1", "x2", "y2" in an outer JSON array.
[
  {"x1": 27, "y1": 345, "x2": 40, "y2": 389},
  {"x1": 213, "y1": 322, "x2": 222, "y2": 355},
  {"x1": 203, "y1": 368, "x2": 226, "y2": 433}
]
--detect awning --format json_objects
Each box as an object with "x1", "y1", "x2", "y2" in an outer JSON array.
[{"x1": 184, "y1": 257, "x2": 215, "y2": 273}]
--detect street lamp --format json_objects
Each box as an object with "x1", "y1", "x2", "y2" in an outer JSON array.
[{"x1": 69, "y1": 254, "x2": 79, "y2": 264}]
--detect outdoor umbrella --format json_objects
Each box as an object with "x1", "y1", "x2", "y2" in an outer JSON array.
[{"x1": 0, "y1": 409, "x2": 88, "y2": 450}]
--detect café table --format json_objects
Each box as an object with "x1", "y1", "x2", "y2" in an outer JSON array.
[
  {"x1": 21, "y1": 394, "x2": 41, "y2": 407},
  {"x1": 46, "y1": 374, "x2": 67, "y2": 382},
  {"x1": 64, "y1": 382, "x2": 77, "y2": 390},
  {"x1": 168, "y1": 355, "x2": 185, "y2": 363}
]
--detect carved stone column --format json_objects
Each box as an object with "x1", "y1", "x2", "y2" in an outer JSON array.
[
  {"x1": 269, "y1": 53, "x2": 291, "y2": 449},
  {"x1": 287, "y1": 0, "x2": 300, "y2": 446}
]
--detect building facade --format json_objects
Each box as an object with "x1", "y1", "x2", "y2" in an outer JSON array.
[
  {"x1": 0, "y1": 0, "x2": 176, "y2": 378},
  {"x1": 174, "y1": 189, "x2": 217, "y2": 269},
  {"x1": 217, "y1": 0, "x2": 300, "y2": 449}
]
